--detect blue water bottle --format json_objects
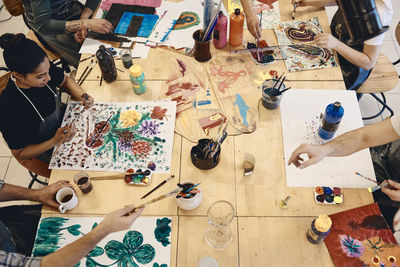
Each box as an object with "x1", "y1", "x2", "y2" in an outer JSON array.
[{"x1": 318, "y1": 101, "x2": 344, "y2": 140}]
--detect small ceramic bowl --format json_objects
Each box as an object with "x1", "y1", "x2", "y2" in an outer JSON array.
[{"x1": 175, "y1": 180, "x2": 203, "y2": 210}]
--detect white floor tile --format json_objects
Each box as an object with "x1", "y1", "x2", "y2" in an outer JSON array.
[
  {"x1": 4, "y1": 157, "x2": 47, "y2": 189},
  {"x1": 359, "y1": 94, "x2": 383, "y2": 125},
  {"x1": 0, "y1": 135, "x2": 11, "y2": 157},
  {"x1": 381, "y1": 93, "x2": 400, "y2": 119},
  {"x1": 381, "y1": 40, "x2": 400, "y2": 62},
  {"x1": 0, "y1": 157, "x2": 10, "y2": 180}
]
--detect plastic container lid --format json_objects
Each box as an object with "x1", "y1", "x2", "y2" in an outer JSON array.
[
  {"x1": 198, "y1": 257, "x2": 218, "y2": 267},
  {"x1": 234, "y1": 8, "x2": 240, "y2": 15},
  {"x1": 315, "y1": 215, "x2": 332, "y2": 232},
  {"x1": 129, "y1": 64, "x2": 142, "y2": 77}
]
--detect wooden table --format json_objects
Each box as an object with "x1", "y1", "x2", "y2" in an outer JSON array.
[{"x1": 43, "y1": 1, "x2": 374, "y2": 266}]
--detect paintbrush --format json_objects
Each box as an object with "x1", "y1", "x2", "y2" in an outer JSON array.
[
  {"x1": 277, "y1": 76, "x2": 286, "y2": 90},
  {"x1": 77, "y1": 59, "x2": 92, "y2": 84},
  {"x1": 133, "y1": 187, "x2": 183, "y2": 211},
  {"x1": 53, "y1": 124, "x2": 74, "y2": 155},
  {"x1": 140, "y1": 175, "x2": 175, "y2": 199},
  {"x1": 256, "y1": 11, "x2": 263, "y2": 62},
  {"x1": 87, "y1": 114, "x2": 112, "y2": 147},
  {"x1": 91, "y1": 172, "x2": 135, "y2": 180},
  {"x1": 202, "y1": 0, "x2": 222, "y2": 41},
  {"x1": 79, "y1": 60, "x2": 97, "y2": 86},
  {"x1": 292, "y1": 2, "x2": 297, "y2": 20},
  {"x1": 355, "y1": 172, "x2": 378, "y2": 184}
]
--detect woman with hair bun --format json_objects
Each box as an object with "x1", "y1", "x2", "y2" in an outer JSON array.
[{"x1": 0, "y1": 33, "x2": 94, "y2": 165}]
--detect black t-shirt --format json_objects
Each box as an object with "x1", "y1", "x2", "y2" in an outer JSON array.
[{"x1": 0, "y1": 63, "x2": 64, "y2": 150}]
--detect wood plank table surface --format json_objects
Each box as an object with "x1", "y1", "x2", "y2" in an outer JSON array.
[{"x1": 43, "y1": 0, "x2": 374, "y2": 266}]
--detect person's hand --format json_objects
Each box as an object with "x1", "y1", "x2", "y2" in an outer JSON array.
[
  {"x1": 381, "y1": 180, "x2": 400, "y2": 202},
  {"x1": 291, "y1": 0, "x2": 308, "y2": 7},
  {"x1": 315, "y1": 33, "x2": 340, "y2": 50},
  {"x1": 33, "y1": 181, "x2": 73, "y2": 208},
  {"x1": 288, "y1": 143, "x2": 329, "y2": 169},
  {"x1": 53, "y1": 123, "x2": 77, "y2": 145},
  {"x1": 98, "y1": 205, "x2": 144, "y2": 234},
  {"x1": 81, "y1": 93, "x2": 94, "y2": 109},
  {"x1": 83, "y1": 19, "x2": 113, "y2": 34},
  {"x1": 74, "y1": 29, "x2": 87, "y2": 44},
  {"x1": 245, "y1": 13, "x2": 262, "y2": 39}
]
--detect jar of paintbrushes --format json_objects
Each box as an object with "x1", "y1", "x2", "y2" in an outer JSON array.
[{"x1": 261, "y1": 73, "x2": 290, "y2": 110}]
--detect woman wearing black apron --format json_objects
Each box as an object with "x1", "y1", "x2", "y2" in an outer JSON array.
[
  {"x1": 0, "y1": 33, "x2": 94, "y2": 165},
  {"x1": 291, "y1": 0, "x2": 392, "y2": 94}
]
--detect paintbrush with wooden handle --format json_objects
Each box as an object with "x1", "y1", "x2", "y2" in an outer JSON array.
[{"x1": 90, "y1": 172, "x2": 134, "y2": 180}]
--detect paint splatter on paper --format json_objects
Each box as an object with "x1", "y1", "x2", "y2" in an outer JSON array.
[
  {"x1": 209, "y1": 65, "x2": 247, "y2": 93},
  {"x1": 324, "y1": 204, "x2": 399, "y2": 267},
  {"x1": 173, "y1": 12, "x2": 200, "y2": 30},
  {"x1": 33, "y1": 216, "x2": 171, "y2": 267},
  {"x1": 274, "y1": 17, "x2": 337, "y2": 72},
  {"x1": 49, "y1": 101, "x2": 176, "y2": 173}
]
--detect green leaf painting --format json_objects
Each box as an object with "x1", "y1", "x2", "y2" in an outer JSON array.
[{"x1": 32, "y1": 217, "x2": 171, "y2": 266}]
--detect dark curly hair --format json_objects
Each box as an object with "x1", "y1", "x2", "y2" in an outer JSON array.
[{"x1": 0, "y1": 33, "x2": 47, "y2": 74}]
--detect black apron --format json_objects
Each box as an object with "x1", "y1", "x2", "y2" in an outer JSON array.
[
  {"x1": 14, "y1": 80, "x2": 62, "y2": 163},
  {"x1": 330, "y1": 9, "x2": 372, "y2": 91}
]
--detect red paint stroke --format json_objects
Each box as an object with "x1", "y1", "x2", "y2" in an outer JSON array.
[
  {"x1": 285, "y1": 23, "x2": 316, "y2": 43},
  {"x1": 177, "y1": 59, "x2": 187, "y2": 76},
  {"x1": 151, "y1": 106, "x2": 168, "y2": 120},
  {"x1": 131, "y1": 140, "x2": 152, "y2": 158},
  {"x1": 257, "y1": 0, "x2": 277, "y2": 8},
  {"x1": 210, "y1": 65, "x2": 247, "y2": 93},
  {"x1": 86, "y1": 120, "x2": 111, "y2": 148},
  {"x1": 165, "y1": 82, "x2": 200, "y2": 114}
]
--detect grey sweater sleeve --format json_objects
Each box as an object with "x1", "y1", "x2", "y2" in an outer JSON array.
[{"x1": 29, "y1": 0, "x2": 66, "y2": 34}]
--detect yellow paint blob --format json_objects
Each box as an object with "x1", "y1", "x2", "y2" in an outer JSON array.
[
  {"x1": 333, "y1": 196, "x2": 343, "y2": 204},
  {"x1": 120, "y1": 110, "x2": 141, "y2": 128}
]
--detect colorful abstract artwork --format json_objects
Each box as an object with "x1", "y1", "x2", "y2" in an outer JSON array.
[
  {"x1": 115, "y1": 12, "x2": 159, "y2": 37},
  {"x1": 49, "y1": 101, "x2": 176, "y2": 173},
  {"x1": 325, "y1": 204, "x2": 400, "y2": 267},
  {"x1": 172, "y1": 12, "x2": 200, "y2": 30},
  {"x1": 32, "y1": 216, "x2": 172, "y2": 267},
  {"x1": 274, "y1": 17, "x2": 337, "y2": 72}
]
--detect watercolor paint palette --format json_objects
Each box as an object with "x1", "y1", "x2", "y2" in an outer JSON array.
[
  {"x1": 124, "y1": 168, "x2": 152, "y2": 185},
  {"x1": 314, "y1": 186, "x2": 343, "y2": 205}
]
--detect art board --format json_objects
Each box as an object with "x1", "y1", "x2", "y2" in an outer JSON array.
[
  {"x1": 274, "y1": 17, "x2": 337, "y2": 72},
  {"x1": 281, "y1": 89, "x2": 376, "y2": 188},
  {"x1": 49, "y1": 101, "x2": 176, "y2": 173},
  {"x1": 115, "y1": 12, "x2": 159, "y2": 37},
  {"x1": 100, "y1": 0, "x2": 162, "y2": 11},
  {"x1": 324, "y1": 203, "x2": 399, "y2": 267},
  {"x1": 33, "y1": 216, "x2": 172, "y2": 267}
]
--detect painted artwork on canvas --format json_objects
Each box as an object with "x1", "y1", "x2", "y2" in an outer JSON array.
[
  {"x1": 32, "y1": 216, "x2": 172, "y2": 267},
  {"x1": 324, "y1": 203, "x2": 400, "y2": 267},
  {"x1": 49, "y1": 101, "x2": 176, "y2": 173},
  {"x1": 274, "y1": 17, "x2": 337, "y2": 72},
  {"x1": 115, "y1": 12, "x2": 159, "y2": 37}
]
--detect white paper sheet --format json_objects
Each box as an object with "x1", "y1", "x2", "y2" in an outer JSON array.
[
  {"x1": 281, "y1": 89, "x2": 376, "y2": 188},
  {"x1": 79, "y1": 38, "x2": 150, "y2": 58}
]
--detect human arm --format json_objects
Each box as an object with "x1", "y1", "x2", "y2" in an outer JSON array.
[
  {"x1": 241, "y1": 0, "x2": 261, "y2": 39},
  {"x1": 315, "y1": 33, "x2": 381, "y2": 70},
  {"x1": 11, "y1": 124, "x2": 76, "y2": 160},
  {"x1": 41, "y1": 205, "x2": 144, "y2": 267},
  {"x1": 74, "y1": 8, "x2": 93, "y2": 43},
  {"x1": 288, "y1": 118, "x2": 400, "y2": 169},
  {"x1": 59, "y1": 75, "x2": 94, "y2": 108},
  {"x1": 291, "y1": 0, "x2": 336, "y2": 7},
  {"x1": 0, "y1": 180, "x2": 72, "y2": 208}
]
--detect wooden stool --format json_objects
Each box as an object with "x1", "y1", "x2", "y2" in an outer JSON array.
[{"x1": 357, "y1": 53, "x2": 399, "y2": 120}]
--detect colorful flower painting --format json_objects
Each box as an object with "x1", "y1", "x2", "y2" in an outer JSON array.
[
  {"x1": 324, "y1": 203, "x2": 399, "y2": 267},
  {"x1": 274, "y1": 17, "x2": 337, "y2": 72},
  {"x1": 32, "y1": 217, "x2": 172, "y2": 267},
  {"x1": 49, "y1": 101, "x2": 176, "y2": 173}
]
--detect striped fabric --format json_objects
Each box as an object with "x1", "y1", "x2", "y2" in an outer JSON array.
[{"x1": 0, "y1": 251, "x2": 42, "y2": 267}]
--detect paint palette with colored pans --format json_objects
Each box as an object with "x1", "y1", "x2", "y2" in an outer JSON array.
[
  {"x1": 244, "y1": 40, "x2": 280, "y2": 66},
  {"x1": 124, "y1": 168, "x2": 152, "y2": 185},
  {"x1": 314, "y1": 186, "x2": 343, "y2": 205}
]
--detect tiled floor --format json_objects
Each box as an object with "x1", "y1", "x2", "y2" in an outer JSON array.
[{"x1": 0, "y1": 6, "x2": 399, "y2": 207}]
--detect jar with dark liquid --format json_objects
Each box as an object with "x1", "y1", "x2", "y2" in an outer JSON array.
[{"x1": 96, "y1": 45, "x2": 117, "y2": 83}]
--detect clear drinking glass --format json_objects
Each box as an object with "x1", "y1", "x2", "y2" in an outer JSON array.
[{"x1": 205, "y1": 200, "x2": 235, "y2": 249}]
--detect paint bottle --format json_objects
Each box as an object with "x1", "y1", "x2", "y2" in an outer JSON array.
[
  {"x1": 213, "y1": 11, "x2": 227, "y2": 49},
  {"x1": 129, "y1": 64, "x2": 147, "y2": 95},
  {"x1": 229, "y1": 8, "x2": 244, "y2": 47},
  {"x1": 306, "y1": 215, "x2": 332, "y2": 244},
  {"x1": 96, "y1": 45, "x2": 117, "y2": 83},
  {"x1": 318, "y1": 101, "x2": 344, "y2": 140}
]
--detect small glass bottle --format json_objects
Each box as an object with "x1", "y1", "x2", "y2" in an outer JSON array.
[
  {"x1": 96, "y1": 45, "x2": 117, "y2": 83},
  {"x1": 213, "y1": 11, "x2": 227, "y2": 49},
  {"x1": 129, "y1": 64, "x2": 147, "y2": 95},
  {"x1": 306, "y1": 215, "x2": 332, "y2": 244},
  {"x1": 318, "y1": 101, "x2": 344, "y2": 140}
]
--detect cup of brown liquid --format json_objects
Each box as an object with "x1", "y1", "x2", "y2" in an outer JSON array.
[
  {"x1": 55, "y1": 187, "x2": 78, "y2": 213},
  {"x1": 193, "y1": 29, "x2": 212, "y2": 62},
  {"x1": 73, "y1": 171, "x2": 93, "y2": 193}
]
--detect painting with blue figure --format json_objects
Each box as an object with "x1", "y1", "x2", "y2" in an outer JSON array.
[
  {"x1": 32, "y1": 216, "x2": 172, "y2": 266},
  {"x1": 115, "y1": 12, "x2": 159, "y2": 37},
  {"x1": 233, "y1": 93, "x2": 250, "y2": 126}
]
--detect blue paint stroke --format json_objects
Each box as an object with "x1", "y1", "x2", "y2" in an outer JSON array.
[
  {"x1": 115, "y1": 12, "x2": 159, "y2": 37},
  {"x1": 233, "y1": 93, "x2": 250, "y2": 126},
  {"x1": 161, "y1": 19, "x2": 177, "y2": 42}
]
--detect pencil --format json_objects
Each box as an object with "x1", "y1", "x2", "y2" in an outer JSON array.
[{"x1": 140, "y1": 175, "x2": 175, "y2": 199}]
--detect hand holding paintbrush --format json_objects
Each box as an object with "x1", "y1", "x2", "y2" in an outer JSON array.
[{"x1": 53, "y1": 123, "x2": 77, "y2": 154}]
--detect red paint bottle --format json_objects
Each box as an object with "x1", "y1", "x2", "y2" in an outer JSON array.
[
  {"x1": 213, "y1": 11, "x2": 227, "y2": 49},
  {"x1": 229, "y1": 8, "x2": 244, "y2": 47}
]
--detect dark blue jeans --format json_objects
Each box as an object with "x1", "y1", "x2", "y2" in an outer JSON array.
[{"x1": 0, "y1": 220, "x2": 16, "y2": 253}]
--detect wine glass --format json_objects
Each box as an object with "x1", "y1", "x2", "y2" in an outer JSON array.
[{"x1": 205, "y1": 200, "x2": 235, "y2": 249}]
